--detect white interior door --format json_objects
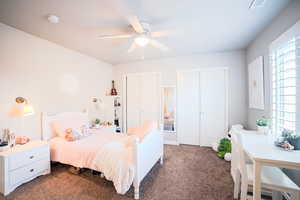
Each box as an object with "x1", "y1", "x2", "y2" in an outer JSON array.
[
  {"x1": 199, "y1": 69, "x2": 228, "y2": 146},
  {"x1": 126, "y1": 74, "x2": 141, "y2": 129},
  {"x1": 140, "y1": 73, "x2": 160, "y2": 124},
  {"x1": 125, "y1": 73, "x2": 161, "y2": 131},
  {"x1": 177, "y1": 71, "x2": 200, "y2": 145}
]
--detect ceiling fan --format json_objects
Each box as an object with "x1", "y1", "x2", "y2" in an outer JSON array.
[
  {"x1": 98, "y1": 16, "x2": 169, "y2": 53},
  {"x1": 249, "y1": 0, "x2": 266, "y2": 9}
]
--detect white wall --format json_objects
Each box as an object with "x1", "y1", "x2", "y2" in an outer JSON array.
[
  {"x1": 0, "y1": 23, "x2": 113, "y2": 139},
  {"x1": 246, "y1": 0, "x2": 300, "y2": 129},
  {"x1": 246, "y1": 0, "x2": 300, "y2": 186},
  {"x1": 113, "y1": 50, "x2": 247, "y2": 140}
]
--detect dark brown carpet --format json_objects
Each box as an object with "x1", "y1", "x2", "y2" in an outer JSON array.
[{"x1": 1, "y1": 145, "x2": 234, "y2": 200}]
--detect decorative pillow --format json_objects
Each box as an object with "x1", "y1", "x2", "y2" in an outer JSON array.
[
  {"x1": 50, "y1": 120, "x2": 65, "y2": 137},
  {"x1": 50, "y1": 119, "x2": 89, "y2": 138}
]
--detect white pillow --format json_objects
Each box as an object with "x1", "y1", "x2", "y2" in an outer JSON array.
[{"x1": 50, "y1": 119, "x2": 88, "y2": 138}]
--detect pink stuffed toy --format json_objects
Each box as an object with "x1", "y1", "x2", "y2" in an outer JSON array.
[{"x1": 15, "y1": 136, "x2": 30, "y2": 145}]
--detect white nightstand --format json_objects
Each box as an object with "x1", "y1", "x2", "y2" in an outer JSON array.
[{"x1": 0, "y1": 140, "x2": 50, "y2": 196}]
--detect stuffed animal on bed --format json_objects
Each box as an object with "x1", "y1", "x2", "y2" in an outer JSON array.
[
  {"x1": 65, "y1": 128, "x2": 81, "y2": 141},
  {"x1": 64, "y1": 125, "x2": 93, "y2": 142}
]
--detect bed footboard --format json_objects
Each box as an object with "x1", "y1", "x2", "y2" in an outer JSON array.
[{"x1": 133, "y1": 130, "x2": 164, "y2": 199}]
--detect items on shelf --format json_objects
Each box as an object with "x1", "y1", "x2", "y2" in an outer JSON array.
[
  {"x1": 110, "y1": 80, "x2": 117, "y2": 96},
  {"x1": 113, "y1": 96, "x2": 121, "y2": 130},
  {"x1": 114, "y1": 98, "x2": 121, "y2": 107},
  {"x1": 100, "y1": 121, "x2": 113, "y2": 126},
  {"x1": 92, "y1": 118, "x2": 101, "y2": 128},
  {"x1": 91, "y1": 119, "x2": 114, "y2": 128}
]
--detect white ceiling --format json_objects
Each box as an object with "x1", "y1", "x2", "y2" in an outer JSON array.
[{"x1": 0, "y1": 0, "x2": 290, "y2": 64}]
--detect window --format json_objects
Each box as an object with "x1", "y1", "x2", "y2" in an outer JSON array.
[
  {"x1": 271, "y1": 38, "x2": 297, "y2": 135},
  {"x1": 270, "y1": 20, "x2": 300, "y2": 137}
]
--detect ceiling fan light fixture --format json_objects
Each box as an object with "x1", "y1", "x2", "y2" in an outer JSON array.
[
  {"x1": 249, "y1": 0, "x2": 266, "y2": 9},
  {"x1": 134, "y1": 35, "x2": 149, "y2": 47},
  {"x1": 47, "y1": 15, "x2": 60, "y2": 24}
]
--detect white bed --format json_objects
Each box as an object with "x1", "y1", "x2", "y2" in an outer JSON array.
[{"x1": 42, "y1": 111, "x2": 164, "y2": 199}]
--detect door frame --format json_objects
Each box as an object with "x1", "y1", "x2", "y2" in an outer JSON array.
[
  {"x1": 176, "y1": 67, "x2": 229, "y2": 146},
  {"x1": 122, "y1": 72, "x2": 162, "y2": 132}
]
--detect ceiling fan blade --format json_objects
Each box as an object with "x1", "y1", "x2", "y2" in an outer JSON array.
[
  {"x1": 127, "y1": 42, "x2": 137, "y2": 53},
  {"x1": 98, "y1": 34, "x2": 134, "y2": 39},
  {"x1": 127, "y1": 16, "x2": 144, "y2": 33},
  {"x1": 151, "y1": 30, "x2": 173, "y2": 38},
  {"x1": 150, "y1": 40, "x2": 169, "y2": 51}
]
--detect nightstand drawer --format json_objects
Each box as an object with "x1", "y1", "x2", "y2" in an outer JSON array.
[
  {"x1": 9, "y1": 145, "x2": 49, "y2": 170},
  {"x1": 0, "y1": 141, "x2": 50, "y2": 196},
  {"x1": 9, "y1": 158, "x2": 49, "y2": 187}
]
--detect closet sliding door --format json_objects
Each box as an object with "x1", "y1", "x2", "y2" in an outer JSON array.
[
  {"x1": 177, "y1": 68, "x2": 228, "y2": 146},
  {"x1": 199, "y1": 69, "x2": 228, "y2": 146},
  {"x1": 140, "y1": 73, "x2": 160, "y2": 123},
  {"x1": 124, "y1": 73, "x2": 160, "y2": 131},
  {"x1": 126, "y1": 74, "x2": 141, "y2": 129},
  {"x1": 177, "y1": 71, "x2": 200, "y2": 145}
]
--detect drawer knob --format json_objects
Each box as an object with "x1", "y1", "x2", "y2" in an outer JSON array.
[
  {"x1": 30, "y1": 169, "x2": 34, "y2": 172},
  {"x1": 29, "y1": 156, "x2": 34, "y2": 159}
]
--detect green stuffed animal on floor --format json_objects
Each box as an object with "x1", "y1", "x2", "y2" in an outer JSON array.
[{"x1": 217, "y1": 138, "x2": 232, "y2": 159}]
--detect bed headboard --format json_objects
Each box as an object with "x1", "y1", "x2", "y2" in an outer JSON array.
[{"x1": 41, "y1": 111, "x2": 88, "y2": 141}]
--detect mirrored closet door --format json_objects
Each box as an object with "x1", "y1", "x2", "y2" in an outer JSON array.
[{"x1": 162, "y1": 86, "x2": 176, "y2": 133}]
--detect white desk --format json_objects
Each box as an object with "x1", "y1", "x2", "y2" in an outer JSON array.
[{"x1": 239, "y1": 133, "x2": 300, "y2": 200}]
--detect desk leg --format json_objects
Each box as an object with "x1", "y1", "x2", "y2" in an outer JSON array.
[{"x1": 253, "y1": 161, "x2": 262, "y2": 200}]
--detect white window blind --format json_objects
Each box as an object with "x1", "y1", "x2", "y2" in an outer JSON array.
[
  {"x1": 270, "y1": 20, "x2": 300, "y2": 136},
  {"x1": 271, "y1": 38, "x2": 297, "y2": 135}
]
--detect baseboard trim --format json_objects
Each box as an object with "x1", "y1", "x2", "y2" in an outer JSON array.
[{"x1": 164, "y1": 140, "x2": 179, "y2": 145}]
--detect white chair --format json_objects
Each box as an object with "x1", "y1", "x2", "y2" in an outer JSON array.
[
  {"x1": 232, "y1": 133, "x2": 300, "y2": 200},
  {"x1": 230, "y1": 125, "x2": 256, "y2": 184}
]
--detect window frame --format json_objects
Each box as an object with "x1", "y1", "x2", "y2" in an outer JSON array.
[{"x1": 270, "y1": 38, "x2": 297, "y2": 136}]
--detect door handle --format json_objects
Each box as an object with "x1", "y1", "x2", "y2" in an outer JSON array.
[{"x1": 199, "y1": 112, "x2": 204, "y2": 120}]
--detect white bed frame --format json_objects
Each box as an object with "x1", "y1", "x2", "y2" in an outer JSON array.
[{"x1": 42, "y1": 111, "x2": 164, "y2": 199}]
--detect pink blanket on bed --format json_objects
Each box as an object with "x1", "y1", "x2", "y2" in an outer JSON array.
[{"x1": 49, "y1": 131, "x2": 128, "y2": 170}]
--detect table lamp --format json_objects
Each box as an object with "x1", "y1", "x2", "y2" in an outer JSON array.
[
  {"x1": 8, "y1": 97, "x2": 34, "y2": 117},
  {"x1": 7, "y1": 97, "x2": 34, "y2": 145}
]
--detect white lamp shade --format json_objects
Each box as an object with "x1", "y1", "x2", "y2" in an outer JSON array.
[
  {"x1": 23, "y1": 104, "x2": 34, "y2": 116},
  {"x1": 8, "y1": 104, "x2": 24, "y2": 117},
  {"x1": 8, "y1": 103, "x2": 34, "y2": 117}
]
